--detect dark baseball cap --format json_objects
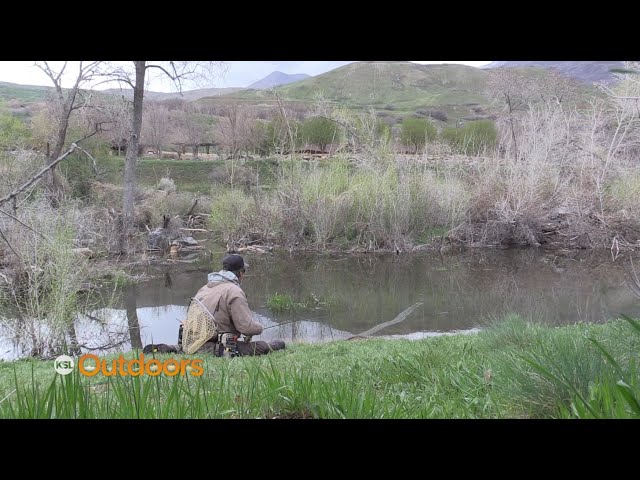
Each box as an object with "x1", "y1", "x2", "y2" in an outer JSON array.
[{"x1": 222, "y1": 254, "x2": 248, "y2": 271}]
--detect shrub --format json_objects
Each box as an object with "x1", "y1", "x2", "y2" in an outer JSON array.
[{"x1": 157, "y1": 177, "x2": 177, "y2": 193}]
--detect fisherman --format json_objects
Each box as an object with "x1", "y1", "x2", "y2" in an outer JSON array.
[{"x1": 184, "y1": 254, "x2": 286, "y2": 357}]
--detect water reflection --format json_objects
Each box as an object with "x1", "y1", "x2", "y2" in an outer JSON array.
[{"x1": 2, "y1": 249, "x2": 640, "y2": 359}]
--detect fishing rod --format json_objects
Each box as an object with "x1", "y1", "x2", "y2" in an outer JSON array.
[
  {"x1": 261, "y1": 315, "x2": 331, "y2": 330},
  {"x1": 262, "y1": 320, "x2": 301, "y2": 330}
]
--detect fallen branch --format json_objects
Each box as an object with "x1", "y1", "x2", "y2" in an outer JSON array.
[
  {"x1": 0, "y1": 127, "x2": 102, "y2": 208},
  {"x1": 356, "y1": 302, "x2": 423, "y2": 337},
  {"x1": 179, "y1": 228, "x2": 208, "y2": 232},
  {"x1": 184, "y1": 198, "x2": 199, "y2": 217},
  {"x1": 0, "y1": 144, "x2": 78, "y2": 207}
]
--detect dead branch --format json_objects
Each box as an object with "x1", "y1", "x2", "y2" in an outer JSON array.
[
  {"x1": 184, "y1": 198, "x2": 199, "y2": 217},
  {"x1": 356, "y1": 302, "x2": 423, "y2": 337},
  {"x1": 73, "y1": 143, "x2": 100, "y2": 176},
  {"x1": 0, "y1": 127, "x2": 102, "y2": 208},
  {"x1": 0, "y1": 226, "x2": 22, "y2": 261},
  {"x1": 0, "y1": 144, "x2": 79, "y2": 207},
  {"x1": 0, "y1": 208, "x2": 52, "y2": 242}
]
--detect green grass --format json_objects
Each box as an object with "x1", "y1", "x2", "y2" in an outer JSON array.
[
  {"x1": 1, "y1": 315, "x2": 639, "y2": 418},
  {"x1": 265, "y1": 292, "x2": 331, "y2": 312},
  {"x1": 93, "y1": 156, "x2": 278, "y2": 194}
]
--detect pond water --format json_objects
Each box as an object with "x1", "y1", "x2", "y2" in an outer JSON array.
[{"x1": 2, "y1": 248, "x2": 640, "y2": 360}]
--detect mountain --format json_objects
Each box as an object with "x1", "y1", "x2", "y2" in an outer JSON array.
[
  {"x1": 248, "y1": 71, "x2": 310, "y2": 89},
  {"x1": 214, "y1": 61, "x2": 491, "y2": 122},
  {"x1": 100, "y1": 87, "x2": 244, "y2": 102},
  {"x1": 483, "y1": 61, "x2": 625, "y2": 84}
]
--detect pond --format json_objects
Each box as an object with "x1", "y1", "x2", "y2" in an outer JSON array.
[{"x1": 2, "y1": 248, "x2": 640, "y2": 360}]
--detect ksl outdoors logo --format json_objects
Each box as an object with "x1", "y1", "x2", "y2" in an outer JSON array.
[{"x1": 54, "y1": 354, "x2": 204, "y2": 377}]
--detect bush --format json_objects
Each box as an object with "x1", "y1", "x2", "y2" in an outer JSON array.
[
  {"x1": 157, "y1": 177, "x2": 177, "y2": 193},
  {"x1": 302, "y1": 117, "x2": 340, "y2": 152},
  {"x1": 400, "y1": 118, "x2": 437, "y2": 153},
  {"x1": 209, "y1": 165, "x2": 258, "y2": 190},
  {"x1": 441, "y1": 120, "x2": 497, "y2": 155}
]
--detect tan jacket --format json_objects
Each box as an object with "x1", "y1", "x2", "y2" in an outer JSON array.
[{"x1": 194, "y1": 273, "x2": 263, "y2": 338}]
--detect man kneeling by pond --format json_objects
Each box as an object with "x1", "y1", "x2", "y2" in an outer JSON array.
[{"x1": 181, "y1": 253, "x2": 286, "y2": 357}]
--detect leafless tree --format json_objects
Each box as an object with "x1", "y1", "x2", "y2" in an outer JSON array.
[
  {"x1": 215, "y1": 103, "x2": 259, "y2": 158},
  {"x1": 35, "y1": 61, "x2": 103, "y2": 203},
  {"x1": 485, "y1": 68, "x2": 536, "y2": 160},
  {"x1": 178, "y1": 104, "x2": 210, "y2": 158},
  {"x1": 99, "y1": 95, "x2": 132, "y2": 156},
  {"x1": 95, "y1": 61, "x2": 227, "y2": 253},
  {"x1": 142, "y1": 101, "x2": 170, "y2": 158}
]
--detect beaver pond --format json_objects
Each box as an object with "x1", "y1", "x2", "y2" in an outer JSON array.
[{"x1": 2, "y1": 248, "x2": 640, "y2": 360}]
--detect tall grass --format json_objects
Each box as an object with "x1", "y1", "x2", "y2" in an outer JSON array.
[
  {"x1": 2, "y1": 316, "x2": 638, "y2": 419},
  {"x1": 0, "y1": 198, "x2": 94, "y2": 358}
]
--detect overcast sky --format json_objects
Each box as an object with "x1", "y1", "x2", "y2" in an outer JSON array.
[{"x1": 0, "y1": 61, "x2": 492, "y2": 92}]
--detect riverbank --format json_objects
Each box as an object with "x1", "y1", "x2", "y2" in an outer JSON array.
[{"x1": 1, "y1": 315, "x2": 638, "y2": 419}]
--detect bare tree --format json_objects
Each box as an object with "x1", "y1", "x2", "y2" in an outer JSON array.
[
  {"x1": 486, "y1": 68, "x2": 538, "y2": 160},
  {"x1": 100, "y1": 95, "x2": 132, "y2": 156},
  {"x1": 36, "y1": 61, "x2": 102, "y2": 202},
  {"x1": 97, "y1": 61, "x2": 227, "y2": 253},
  {"x1": 215, "y1": 103, "x2": 258, "y2": 158},
  {"x1": 142, "y1": 101, "x2": 170, "y2": 158},
  {"x1": 178, "y1": 104, "x2": 210, "y2": 158}
]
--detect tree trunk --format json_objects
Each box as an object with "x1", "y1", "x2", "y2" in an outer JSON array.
[
  {"x1": 45, "y1": 88, "x2": 77, "y2": 205},
  {"x1": 206, "y1": 145, "x2": 210, "y2": 154},
  {"x1": 193, "y1": 144, "x2": 199, "y2": 158},
  {"x1": 125, "y1": 287, "x2": 143, "y2": 350},
  {"x1": 120, "y1": 61, "x2": 146, "y2": 254}
]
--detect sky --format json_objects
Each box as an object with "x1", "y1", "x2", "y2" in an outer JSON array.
[{"x1": 0, "y1": 61, "x2": 492, "y2": 92}]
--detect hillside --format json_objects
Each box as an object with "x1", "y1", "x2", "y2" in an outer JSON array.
[
  {"x1": 228, "y1": 62, "x2": 489, "y2": 110},
  {"x1": 0, "y1": 81, "x2": 52, "y2": 102},
  {"x1": 248, "y1": 71, "x2": 310, "y2": 89},
  {"x1": 200, "y1": 62, "x2": 494, "y2": 127},
  {"x1": 101, "y1": 86, "x2": 244, "y2": 102},
  {"x1": 484, "y1": 61, "x2": 624, "y2": 84},
  {"x1": 0, "y1": 81, "x2": 244, "y2": 105}
]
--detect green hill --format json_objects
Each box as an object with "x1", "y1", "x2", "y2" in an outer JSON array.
[
  {"x1": 193, "y1": 62, "x2": 495, "y2": 126},
  {"x1": 0, "y1": 81, "x2": 52, "y2": 102},
  {"x1": 278, "y1": 61, "x2": 488, "y2": 107},
  {"x1": 222, "y1": 62, "x2": 488, "y2": 111}
]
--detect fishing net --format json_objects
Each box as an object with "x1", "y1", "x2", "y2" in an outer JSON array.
[{"x1": 181, "y1": 297, "x2": 219, "y2": 354}]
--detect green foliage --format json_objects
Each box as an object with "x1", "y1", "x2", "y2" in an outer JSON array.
[
  {"x1": 301, "y1": 117, "x2": 340, "y2": 151},
  {"x1": 209, "y1": 188, "x2": 256, "y2": 244},
  {"x1": 0, "y1": 101, "x2": 31, "y2": 148},
  {"x1": 266, "y1": 292, "x2": 331, "y2": 312},
  {"x1": 441, "y1": 120, "x2": 497, "y2": 155},
  {"x1": 400, "y1": 117, "x2": 436, "y2": 152}
]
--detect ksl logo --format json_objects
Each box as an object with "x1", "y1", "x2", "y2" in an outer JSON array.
[{"x1": 54, "y1": 355, "x2": 75, "y2": 375}]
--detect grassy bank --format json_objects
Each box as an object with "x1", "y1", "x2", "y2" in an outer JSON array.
[
  {"x1": 86, "y1": 155, "x2": 278, "y2": 194},
  {"x1": 1, "y1": 315, "x2": 639, "y2": 419}
]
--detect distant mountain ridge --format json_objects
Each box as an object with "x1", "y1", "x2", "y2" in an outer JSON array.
[
  {"x1": 248, "y1": 71, "x2": 310, "y2": 89},
  {"x1": 483, "y1": 61, "x2": 625, "y2": 83}
]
